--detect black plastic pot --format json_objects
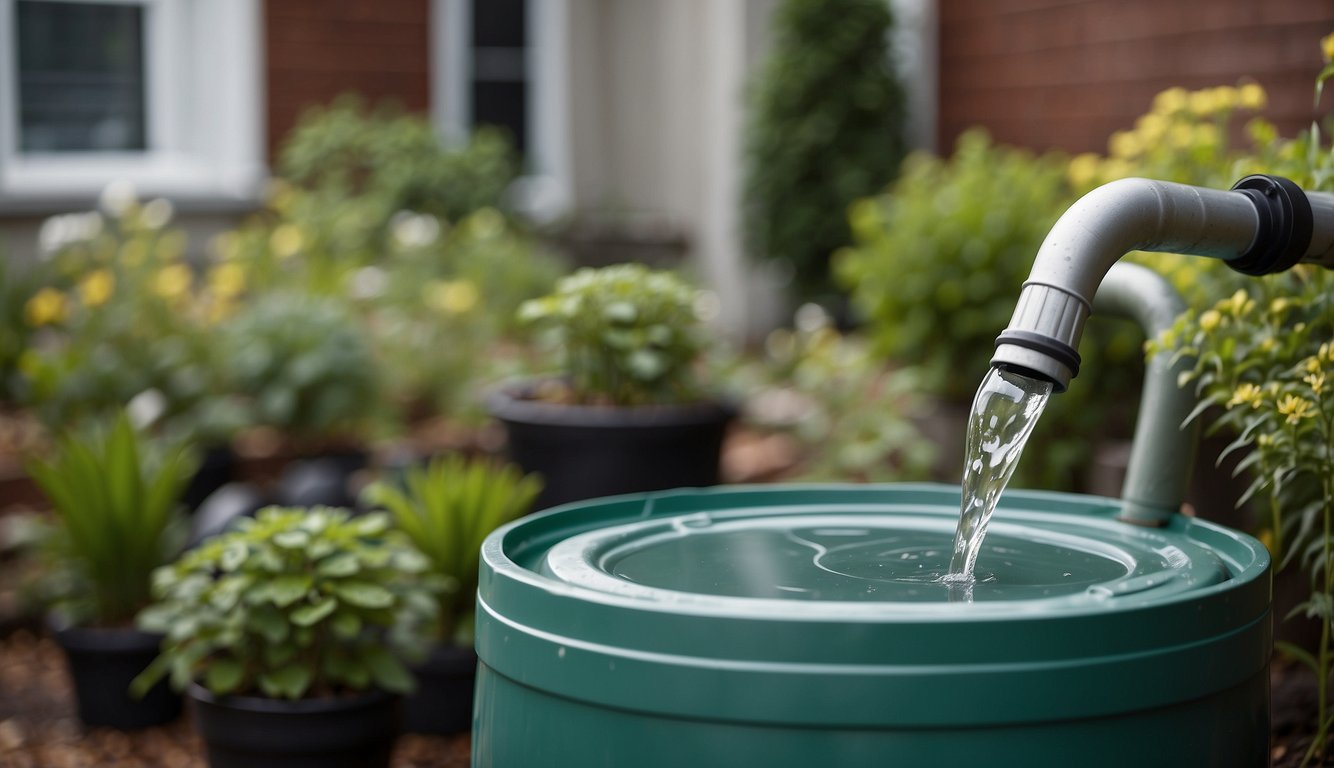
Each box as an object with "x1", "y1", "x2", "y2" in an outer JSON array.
[
  {"x1": 403, "y1": 643, "x2": 478, "y2": 735},
  {"x1": 488, "y1": 384, "x2": 736, "y2": 510},
  {"x1": 181, "y1": 444, "x2": 236, "y2": 513},
  {"x1": 52, "y1": 624, "x2": 181, "y2": 730},
  {"x1": 188, "y1": 684, "x2": 400, "y2": 768}
]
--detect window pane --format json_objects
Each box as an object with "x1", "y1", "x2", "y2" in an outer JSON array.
[
  {"x1": 473, "y1": 81, "x2": 527, "y2": 156},
  {"x1": 16, "y1": 0, "x2": 147, "y2": 152}
]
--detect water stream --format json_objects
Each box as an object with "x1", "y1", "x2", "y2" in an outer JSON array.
[{"x1": 944, "y1": 367, "x2": 1054, "y2": 585}]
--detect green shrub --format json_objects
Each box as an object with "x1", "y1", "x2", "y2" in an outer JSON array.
[
  {"x1": 517, "y1": 264, "x2": 707, "y2": 406},
  {"x1": 743, "y1": 0, "x2": 907, "y2": 301},
  {"x1": 134, "y1": 506, "x2": 440, "y2": 700},
  {"x1": 219, "y1": 293, "x2": 380, "y2": 441},
  {"x1": 279, "y1": 95, "x2": 518, "y2": 225}
]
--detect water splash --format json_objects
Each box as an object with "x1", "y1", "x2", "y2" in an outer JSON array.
[{"x1": 945, "y1": 367, "x2": 1053, "y2": 584}]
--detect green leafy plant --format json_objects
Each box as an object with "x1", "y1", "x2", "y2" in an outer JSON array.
[
  {"x1": 219, "y1": 293, "x2": 380, "y2": 443},
  {"x1": 25, "y1": 412, "x2": 198, "y2": 626},
  {"x1": 362, "y1": 456, "x2": 542, "y2": 645},
  {"x1": 1155, "y1": 269, "x2": 1334, "y2": 764},
  {"x1": 517, "y1": 264, "x2": 707, "y2": 406},
  {"x1": 741, "y1": 308, "x2": 934, "y2": 482},
  {"x1": 743, "y1": 0, "x2": 907, "y2": 302},
  {"x1": 278, "y1": 95, "x2": 519, "y2": 226},
  {"x1": 132, "y1": 506, "x2": 439, "y2": 700}
]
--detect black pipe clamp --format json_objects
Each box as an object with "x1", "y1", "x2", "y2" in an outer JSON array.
[{"x1": 1229, "y1": 174, "x2": 1313, "y2": 276}]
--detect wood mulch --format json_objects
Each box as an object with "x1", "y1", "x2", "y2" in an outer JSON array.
[{"x1": 0, "y1": 630, "x2": 469, "y2": 768}]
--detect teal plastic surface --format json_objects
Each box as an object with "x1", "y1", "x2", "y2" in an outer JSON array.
[{"x1": 473, "y1": 484, "x2": 1271, "y2": 767}]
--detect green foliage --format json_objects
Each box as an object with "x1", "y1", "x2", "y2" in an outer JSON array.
[
  {"x1": 17, "y1": 200, "x2": 246, "y2": 444},
  {"x1": 741, "y1": 308, "x2": 935, "y2": 482},
  {"x1": 219, "y1": 293, "x2": 380, "y2": 440},
  {"x1": 1155, "y1": 269, "x2": 1334, "y2": 762},
  {"x1": 0, "y1": 256, "x2": 46, "y2": 404},
  {"x1": 133, "y1": 506, "x2": 440, "y2": 700},
  {"x1": 362, "y1": 456, "x2": 541, "y2": 644},
  {"x1": 836, "y1": 129, "x2": 1072, "y2": 399},
  {"x1": 743, "y1": 0, "x2": 907, "y2": 301},
  {"x1": 517, "y1": 264, "x2": 706, "y2": 406},
  {"x1": 278, "y1": 95, "x2": 519, "y2": 226},
  {"x1": 834, "y1": 129, "x2": 1172, "y2": 490},
  {"x1": 25, "y1": 412, "x2": 197, "y2": 626}
]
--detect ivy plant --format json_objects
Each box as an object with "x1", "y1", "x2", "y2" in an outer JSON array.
[{"x1": 132, "y1": 506, "x2": 440, "y2": 700}]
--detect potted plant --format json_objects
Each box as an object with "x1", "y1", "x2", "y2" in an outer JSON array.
[
  {"x1": 24, "y1": 411, "x2": 198, "y2": 729},
  {"x1": 362, "y1": 454, "x2": 542, "y2": 734},
  {"x1": 488, "y1": 263, "x2": 736, "y2": 509},
  {"x1": 132, "y1": 505, "x2": 439, "y2": 767}
]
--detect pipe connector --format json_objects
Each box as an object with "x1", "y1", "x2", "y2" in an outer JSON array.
[{"x1": 992, "y1": 175, "x2": 1334, "y2": 393}]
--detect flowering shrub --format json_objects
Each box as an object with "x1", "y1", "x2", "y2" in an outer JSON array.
[
  {"x1": 17, "y1": 189, "x2": 245, "y2": 443},
  {"x1": 1153, "y1": 35, "x2": 1334, "y2": 763}
]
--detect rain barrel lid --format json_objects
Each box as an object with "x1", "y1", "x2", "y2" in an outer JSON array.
[{"x1": 478, "y1": 484, "x2": 1271, "y2": 727}]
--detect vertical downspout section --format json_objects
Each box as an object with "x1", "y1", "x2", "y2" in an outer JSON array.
[{"x1": 1089, "y1": 263, "x2": 1198, "y2": 527}]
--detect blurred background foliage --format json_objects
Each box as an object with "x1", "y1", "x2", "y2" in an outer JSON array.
[{"x1": 743, "y1": 0, "x2": 907, "y2": 307}]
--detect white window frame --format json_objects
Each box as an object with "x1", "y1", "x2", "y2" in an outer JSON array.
[
  {"x1": 0, "y1": 0, "x2": 265, "y2": 206},
  {"x1": 431, "y1": 0, "x2": 571, "y2": 220}
]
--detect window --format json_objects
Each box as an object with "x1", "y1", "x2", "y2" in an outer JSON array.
[
  {"x1": 433, "y1": 0, "x2": 570, "y2": 221},
  {"x1": 0, "y1": 0, "x2": 264, "y2": 206}
]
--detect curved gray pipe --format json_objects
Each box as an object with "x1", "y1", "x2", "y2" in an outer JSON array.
[
  {"x1": 992, "y1": 176, "x2": 1334, "y2": 392},
  {"x1": 1089, "y1": 262, "x2": 1198, "y2": 526}
]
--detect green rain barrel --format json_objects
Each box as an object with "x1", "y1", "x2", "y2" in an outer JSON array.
[{"x1": 473, "y1": 484, "x2": 1271, "y2": 767}]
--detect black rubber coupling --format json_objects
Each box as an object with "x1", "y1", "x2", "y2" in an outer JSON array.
[
  {"x1": 1229, "y1": 174, "x2": 1313, "y2": 276},
  {"x1": 993, "y1": 329, "x2": 1081, "y2": 392}
]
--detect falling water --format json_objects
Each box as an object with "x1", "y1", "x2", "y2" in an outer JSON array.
[{"x1": 944, "y1": 367, "x2": 1053, "y2": 584}]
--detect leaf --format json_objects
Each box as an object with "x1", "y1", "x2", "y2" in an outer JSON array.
[
  {"x1": 331, "y1": 610, "x2": 363, "y2": 639},
  {"x1": 247, "y1": 605, "x2": 289, "y2": 643},
  {"x1": 204, "y1": 657, "x2": 244, "y2": 694},
  {"x1": 268, "y1": 574, "x2": 313, "y2": 607},
  {"x1": 363, "y1": 646, "x2": 414, "y2": 694},
  {"x1": 1275, "y1": 640, "x2": 1319, "y2": 674},
  {"x1": 291, "y1": 597, "x2": 337, "y2": 627},
  {"x1": 259, "y1": 664, "x2": 313, "y2": 700},
  {"x1": 220, "y1": 542, "x2": 248, "y2": 572},
  {"x1": 333, "y1": 582, "x2": 394, "y2": 608},
  {"x1": 317, "y1": 553, "x2": 360, "y2": 577}
]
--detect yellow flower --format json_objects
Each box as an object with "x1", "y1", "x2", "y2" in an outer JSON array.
[
  {"x1": 1323, "y1": 32, "x2": 1334, "y2": 63},
  {"x1": 1209, "y1": 85, "x2": 1238, "y2": 111},
  {"x1": 1135, "y1": 113, "x2": 1167, "y2": 142},
  {"x1": 1238, "y1": 83, "x2": 1266, "y2": 110},
  {"x1": 1258, "y1": 337, "x2": 1277, "y2": 354},
  {"x1": 154, "y1": 264, "x2": 193, "y2": 300},
  {"x1": 1305, "y1": 371, "x2": 1326, "y2": 395},
  {"x1": 1067, "y1": 153, "x2": 1101, "y2": 189},
  {"x1": 1169, "y1": 123, "x2": 1195, "y2": 149},
  {"x1": 1108, "y1": 131, "x2": 1142, "y2": 159},
  {"x1": 1323, "y1": 342, "x2": 1334, "y2": 362},
  {"x1": 1193, "y1": 123, "x2": 1220, "y2": 147},
  {"x1": 1220, "y1": 289, "x2": 1254, "y2": 317},
  {"x1": 1153, "y1": 87, "x2": 1189, "y2": 114},
  {"x1": 208, "y1": 262, "x2": 246, "y2": 299},
  {"x1": 1306, "y1": 356, "x2": 1323, "y2": 374},
  {"x1": 269, "y1": 224, "x2": 305, "y2": 259},
  {"x1": 266, "y1": 179, "x2": 296, "y2": 213},
  {"x1": 1277, "y1": 394, "x2": 1314, "y2": 424},
  {"x1": 424, "y1": 279, "x2": 479, "y2": 315},
  {"x1": 1227, "y1": 382, "x2": 1264, "y2": 409},
  {"x1": 1188, "y1": 89, "x2": 1219, "y2": 116},
  {"x1": 77, "y1": 268, "x2": 115, "y2": 307},
  {"x1": 1269, "y1": 298, "x2": 1290, "y2": 316},
  {"x1": 24, "y1": 288, "x2": 68, "y2": 326},
  {"x1": 1198, "y1": 309, "x2": 1222, "y2": 332}
]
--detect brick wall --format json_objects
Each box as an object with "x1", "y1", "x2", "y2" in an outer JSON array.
[
  {"x1": 265, "y1": 0, "x2": 431, "y2": 160},
  {"x1": 938, "y1": 0, "x2": 1334, "y2": 154}
]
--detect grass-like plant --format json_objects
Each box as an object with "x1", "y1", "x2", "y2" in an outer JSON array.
[
  {"x1": 25, "y1": 412, "x2": 197, "y2": 626},
  {"x1": 362, "y1": 456, "x2": 541, "y2": 644},
  {"x1": 133, "y1": 506, "x2": 440, "y2": 700},
  {"x1": 516, "y1": 264, "x2": 706, "y2": 406}
]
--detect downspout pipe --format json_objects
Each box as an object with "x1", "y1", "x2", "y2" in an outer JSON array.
[
  {"x1": 992, "y1": 175, "x2": 1334, "y2": 393},
  {"x1": 1089, "y1": 262, "x2": 1197, "y2": 527}
]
